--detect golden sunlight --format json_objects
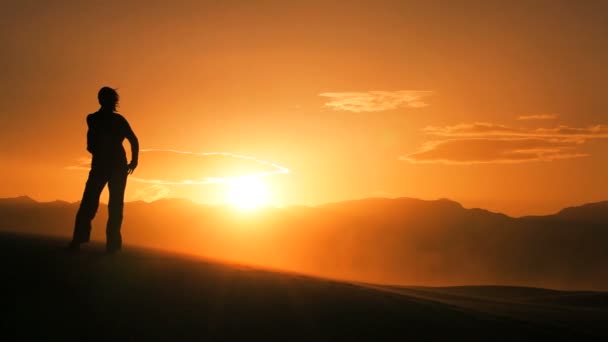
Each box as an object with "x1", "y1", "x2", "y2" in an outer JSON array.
[{"x1": 225, "y1": 177, "x2": 271, "y2": 210}]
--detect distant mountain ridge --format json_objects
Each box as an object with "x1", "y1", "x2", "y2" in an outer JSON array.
[
  {"x1": 3, "y1": 195, "x2": 605, "y2": 220},
  {"x1": 0, "y1": 196, "x2": 37, "y2": 205},
  {"x1": 1, "y1": 196, "x2": 607, "y2": 290},
  {"x1": 554, "y1": 201, "x2": 608, "y2": 222},
  {"x1": 319, "y1": 197, "x2": 511, "y2": 219},
  {"x1": 321, "y1": 197, "x2": 608, "y2": 220}
]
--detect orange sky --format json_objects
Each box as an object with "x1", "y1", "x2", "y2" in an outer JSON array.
[{"x1": 1, "y1": 0, "x2": 607, "y2": 216}]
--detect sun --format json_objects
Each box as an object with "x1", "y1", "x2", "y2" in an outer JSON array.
[{"x1": 225, "y1": 177, "x2": 271, "y2": 210}]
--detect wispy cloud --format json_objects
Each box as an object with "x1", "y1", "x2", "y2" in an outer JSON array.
[
  {"x1": 132, "y1": 149, "x2": 290, "y2": 185},
  {"x1": 401, "y1": 122, "x2": 608, "y2": 164},
  {"x1": 517, "y1": 114, "x2": 557, "y2": 121},
  {"x1": 132, "y1": 185, "x2": 170, "y2": 202},
  {"x1": 401, "y1": 138, "x2": 588, "y2": 164},
  {"x1": 67, "y1": 149, "x2": 290, "y2": 185},
  {"x1": 421, "y1": 122, "x2": 608, "y2": 141},
  {"x1": 65, "y1": 157, "x2": 92, "y2": 171},
  {"x1": 319, "y1": 90, "x2": 433, "y2": 112}
]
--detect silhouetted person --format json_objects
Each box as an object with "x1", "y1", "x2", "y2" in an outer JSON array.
[{"x1": 69, "y1": 87, "x2": 139, "y2": 253}]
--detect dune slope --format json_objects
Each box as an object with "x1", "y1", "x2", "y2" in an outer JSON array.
[{"x1": 2, "y1": 233, "x2": 606, "y2": 341}]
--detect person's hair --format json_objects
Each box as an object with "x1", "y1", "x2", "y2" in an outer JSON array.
[{"x1": 98, "y1": 87, "x2": 119, "y2": 111}]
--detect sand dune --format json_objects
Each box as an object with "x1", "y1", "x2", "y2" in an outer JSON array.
[{"x1": 3, "y1": 232, "x2": 606, "y2": 340}]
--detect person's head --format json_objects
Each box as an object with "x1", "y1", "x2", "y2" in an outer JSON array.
[{"x1": 98, "y1": 87, "x2": 119, "y2": 111}]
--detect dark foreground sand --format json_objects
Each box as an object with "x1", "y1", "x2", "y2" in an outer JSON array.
[{"x1": 2, "y1": 232, "x2": 606, "y2": 341}]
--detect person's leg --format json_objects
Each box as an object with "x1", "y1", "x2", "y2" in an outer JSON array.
[
  {"x1": 72, "y1": 169, "x2": 107, "y2": 245},
  {"x1": 106, "y1": 165, "x2": 128, "y2": 251}
]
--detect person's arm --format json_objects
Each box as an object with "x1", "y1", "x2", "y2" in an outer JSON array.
[
  {"x1": 124, "y1": 118, "x2": 139, "y2": 174},
  {"x1": 86, "y1": 114, "x2": 96, "y2": 154}
]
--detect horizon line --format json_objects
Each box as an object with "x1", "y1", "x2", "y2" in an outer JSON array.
[{"x1": 2, "y1": 195, "x2": 606, "y2": 219}]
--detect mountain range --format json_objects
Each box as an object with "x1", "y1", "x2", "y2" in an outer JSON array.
[{"x1": 1, "y1": 196, "x2": 606, "y2": 290}]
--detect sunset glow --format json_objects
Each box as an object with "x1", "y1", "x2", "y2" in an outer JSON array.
[
  {"x1": 1, "y1": 1, "x2": 607, "y2": 217},
  {"x1": 225, "y1": 177, "x2": 271, "y2": 210},
  {"x1": 2, "y1": 2, "x2": 608, "y2": 338}
]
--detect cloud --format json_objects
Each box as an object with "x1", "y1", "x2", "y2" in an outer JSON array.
[
  {"x1": 131, "y1": 149, "x2": 290, "y2": 185},
  {"x1": 401, "y1": 138, "x2": 588, "y2": 164},
  {"x1": 68, "y1": 149, "x2": 290, "y2": 185},
  {"x1": 517, "y1": 114, "x2": 557, "y2": 120},
  {"x1": 132, "y1": 185, "x2": 171, "y2": 202},
  {"x1": 402, "y1": 122, "x2": 608, "y2": 164},
  {"x1": 422, "y1": 122, "x2": 608, "y2": 141},
  {"x1": 319, "y1": 90, "x2": 433, "y2": 112},
  {"x1": 65, "y1": 157, "x2": 92, "y2": 171}
]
